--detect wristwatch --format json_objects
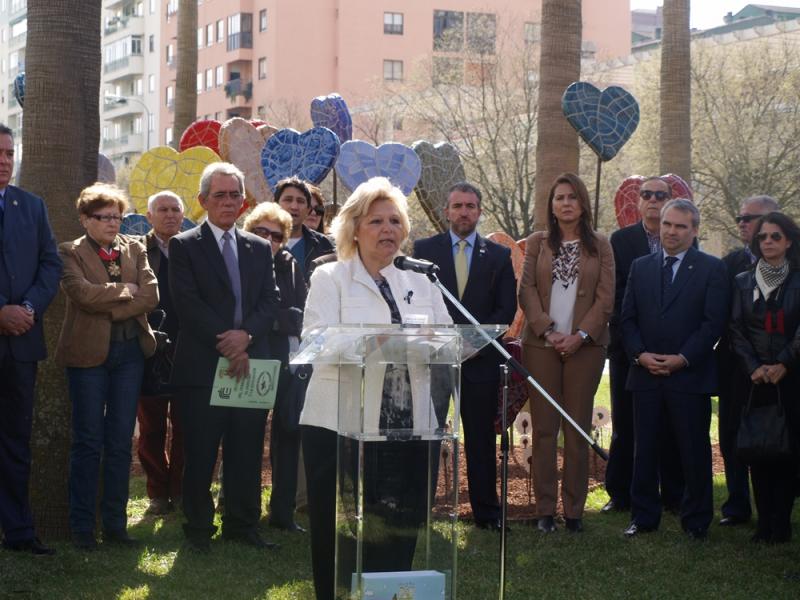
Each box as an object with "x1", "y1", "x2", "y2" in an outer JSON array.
[
  {"x1": 577, "y1": 329, "x2": 592, "y2": 344},
  {"x1": 633, "y1": 353, "x2": 642, "y2": 366},
  {"x1": 22, "y1": 301, "x2": 34, "y2": 318}
]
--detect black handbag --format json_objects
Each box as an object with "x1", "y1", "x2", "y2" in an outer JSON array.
[
  {"x1": 276, "y1": 364, "x2": 312, "y2": 432},
  {"x1": 140, "y1": 309, "x2": 175, "y2": 396},
  {"x1": 737, "y1": 383, "x2": 793, "y2": 463}
]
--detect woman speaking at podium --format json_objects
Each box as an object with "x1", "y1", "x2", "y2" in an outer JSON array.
[{"x1": 299, "y1": 177, "x2": 452, "y2": 600}]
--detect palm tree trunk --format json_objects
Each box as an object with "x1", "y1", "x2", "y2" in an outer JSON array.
[
  {"x1": 173, "y1": 0, "x2": 198, "y2": 148},
  {"x1": 20, "y1": 0, "x2": 102, "y2": 538},
  {"x1": 660, "y1": 0, "x2": 691, "y2": 182},
  {"x1": 533, "y1": 0, "x2": 582, "y2": 230}
]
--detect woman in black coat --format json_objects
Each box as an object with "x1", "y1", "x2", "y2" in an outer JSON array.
[
  {"x1": 244, "y1": 202, "x2": 307, "y2": 531},
  {"x1": 730, "y1": 211, "x2": 800, "y2": 543}
]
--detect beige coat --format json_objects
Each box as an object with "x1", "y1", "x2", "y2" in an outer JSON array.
[{"x1": 55, "y1": 234, "x2": 159, "y2": 367}]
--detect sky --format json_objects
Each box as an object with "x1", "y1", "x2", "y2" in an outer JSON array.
[{"x1": 630, "y1": 1, "x2": 800, "y2": 30}]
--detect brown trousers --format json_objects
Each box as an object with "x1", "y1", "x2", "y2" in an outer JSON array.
[{"x1": 524, "y1": 344, "x2": 605, "y2": 518}]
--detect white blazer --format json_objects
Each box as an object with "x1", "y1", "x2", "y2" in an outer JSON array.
[{"x1": 299, "y1": 255, "x2": 453, "y2": 433}]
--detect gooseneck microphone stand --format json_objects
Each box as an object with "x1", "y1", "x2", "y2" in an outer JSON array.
[{"x1": 393, "y1": 256, "x2": 608, "y2": 600}]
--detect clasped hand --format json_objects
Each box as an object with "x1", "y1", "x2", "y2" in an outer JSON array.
[
  {"x1": 638, "y1": 352, "x2": 686, "y2": 376},
  {"x1": 751, "y1": 363, "x2": 787, "y2": 385},
  {"x1": 546, "y1": 332, "x2": 583, "y2": 358},
  {"x1": 0, "y1": 304, "x2": 34, "y2": 336},
  {"x1": 216, "y1": 329, "x2": 251, "y2": 381}
]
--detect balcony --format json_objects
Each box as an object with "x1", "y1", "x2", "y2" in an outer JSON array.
[
  {"x1": 224, "y1": 79, "x2": 252, "y2": 108},
  {"x1": 103, "y1": 54, "x2": 144, "y2": 80},
  {"x1": 102, "y1": 132, "x2": 145, "y2": 157},
  {"x1": 9, "y1": 0, "x2": 27, "y2": 20},
  {"x1": 9, "y1": 63, "x2": 25, "y2": 77},
  {"x1": 103, "y1": 95, "x2": 147, "y2": 120},
  {"x1": 104, "y1": 0, "x2": 128, "y2": 9},
  {"x1": 10, "y1": 32, "x2": 27, "y2": 50},
  {"x1": 226, "y1": 32, "x2": 253, "y2": 52},
  {"x1": 104, "y1": 16, "x2": 144, "y2": 39}
]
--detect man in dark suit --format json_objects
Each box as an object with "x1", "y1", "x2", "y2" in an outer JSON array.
[
  {"x1": 604, "y1": 177, "x2": 683, "y2": 513},
  {"x1": 413, "y1": 182, "x2": 517, "y2": 531},
  {"x1": 716, "y1": 194, "x2": 779, "y2": 527},
  {"x1": 0, "y1": 124, "x2": 62, "y2": 555},
  {"x1": 621, "y1": 199, "x2": 729, "y2": 539},
  {"x1": 274, "y1": 176, "x2": 334, "y2": 282},
  {"x1": 137, "y1": 191, "x2": 185, "y2": 516},
  {"x1": 169, "y1": 162, "x2": 280, "y2": 553}
]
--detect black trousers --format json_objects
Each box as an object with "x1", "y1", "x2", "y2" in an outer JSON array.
[
  {"x1": 0, "y1": 354, "x2": 37, "y2": 543},
  {"x1": 606, "y1": 353, "x2": 684, "y2": 508},
  {"x1": 460, "y1": 378, "x2": 500, "y2": 522},
  {"x1": 268, "y1": 378, "x2": 301, "y2": 526},
  {"x1": 751, "y1": 458, "x2": 796, "y2": 542},
  {"x1": 631, "y1": 389, "x2": 713, "y2": 532},
  {"x1": 179, "y1": 386, "x2": 267, "y2": 541},
  {"x1": 302, "y1": 425, "x2": 430, "y2": 600}
]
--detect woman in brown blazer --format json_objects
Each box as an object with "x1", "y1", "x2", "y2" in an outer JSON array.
[
  {"x1": 519, "y1": 173, "x2": 614, "y2": 534},
  {"x1": 55, "y1": 183, "x2": 158, "y2": 550}
]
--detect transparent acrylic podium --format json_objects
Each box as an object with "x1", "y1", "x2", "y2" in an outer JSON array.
[{"x1": 292, "y1": 324, "x2": 505, "y2": 600}]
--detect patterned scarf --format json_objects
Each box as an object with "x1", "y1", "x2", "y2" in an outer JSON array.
[
  {"x1": 552, "y1": 240, "x2": 580, "y2": 289},
  {"x1": 754, "y1": 258, "x2": 789, "y2": 303}
]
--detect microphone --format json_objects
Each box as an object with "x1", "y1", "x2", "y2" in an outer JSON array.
[{"x1": 393, "y1": 255, "x2": 440, "y2": 275}]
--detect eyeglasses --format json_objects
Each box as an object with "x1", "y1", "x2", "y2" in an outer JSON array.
[
  {"x1": 735, "y1": 214, "x2": 762, "y2": 224},
  {"x1": 210, "y1": 191, "x2": 243, "y2": 201},
  {"x1": 311, "y1": 205, "x2": 325, "y2": 216},
  {"x1": 89, "y1": 214, "x2": 122, "y2": 223},
  {"x1": 252, "y1": 227, "x2": 284, "y2": 242},
  {"x1": 639, "y1": 190, "x2": 669, "y2": 201},
  {"x1": 757, "y1": 231, "x2": 784, "y2": 242}
]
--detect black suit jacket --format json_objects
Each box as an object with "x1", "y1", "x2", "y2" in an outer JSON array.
[
  {"x1": 168, "y1": 222, "x2": 280, "y2": 388},
  {"x1": 621, "y1": 246, "x2": 729, "y2": 394},
  {"x1": 299, "y1": 225, "x2": 335, "y2": 282},
  {"x1": 413, "y1": 232, "x2": 517, "y2": 382},
  {"x1": 0, "y1": 185, "x2": 62, "y2": 362},
  {"x1": 608, "y1": 221, "x2": 650, "y2": 356}
]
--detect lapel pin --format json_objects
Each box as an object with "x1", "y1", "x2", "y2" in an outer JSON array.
[
  {"x1": 12, "y1": 200, "x2": 17, "y2": 206},
  {"x1": 245, "y1": 242, "x2": 251, "y2": 249}
]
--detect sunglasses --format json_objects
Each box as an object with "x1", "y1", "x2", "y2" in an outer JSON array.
[
  {"x1": 757, "y1": 231, "x2": 784, "y2": 242},
  {"x1": 735, "y1": 214, "x2": 762, "y2": 224},
  {"x1": 639, "y1": 190, "x2": 669, "y2": 201},
  {"x1": 252, "y1": 227, "x2": 284, "y2": 242},
  {"x1": 311, "y1": 206, "x2": 325, "y2": 216},
  {"x1": 89, "y1": 214, "x2": 122, "y2": 223}
]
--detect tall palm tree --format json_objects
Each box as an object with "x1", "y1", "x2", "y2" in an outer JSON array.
[
  {"x1": 173, "y1": 0, "x2": 198, "y2": 148},
  {"x1": 20, "y1": 0, "x2": 102, "y2": 537},
  {"x1": 533, "y1": 0, "x2": 582, "y2": 230},
  {"x1": 660, "y1": 0, "x2": 691, "y2": 182}
]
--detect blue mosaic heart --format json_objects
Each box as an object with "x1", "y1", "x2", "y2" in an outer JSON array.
[
  {"x1": 261, "y1": 127, "x2": 340, "y2": 190},
  {"x1": 13, "y1": 72, "x2": 25, "y2": 108},
  {"x1": 310, "y1": 93, "x2": 352, "y2": 143},
  {"x1": 335, "y1": 140, "x2": 421, "y2": 196},
  {"x1": 562, "y1": 82, "x2": 639, "y2": 161}
]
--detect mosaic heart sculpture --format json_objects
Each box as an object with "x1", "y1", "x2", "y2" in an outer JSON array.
[
  {"x1": 613, "y1": 173, "x2": 694, "y2": 228},
  {"x1": 219, "y1": 117, "x2": 277, "y2": 204},
  {"x1": 129, "y1": 146, "x2": 220, "y2": 221},
  {"x1": 310, "y1": 93, "x2": 353, "y2": 143},
  {"x1": 121, "y1": 214, "x2": 196, "y2": 236},
  {"x1": 97, "y1": 153, "x2": 116, "y2": 184},
  {"x1": 261, "y1": 127, "x2": 340, "y2": 190},
  {"x1": 250, "y1": 119, "x2": 267, "y2": 128},
  {"x1": 335, "y1": 140, "x2": 421, "y2": 196},
  {"x1": 412, "y1": 140, "x2": 465, "y2": 232},
  {"x1": 487, "y1": 231, "x2": 526, "y2": 338},
  {"x1": 179, "y1": 119, "x2": 222, "y2": 155},
  {"x1": 13, "y1": 72, "x2": 24, "y2": 108},
  {"x1": 562, "y1": 82, "x2": 639, "y2": 161}
]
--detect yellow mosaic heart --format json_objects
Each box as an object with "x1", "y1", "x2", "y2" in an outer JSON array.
[{"x1": 129, "y1": 146, "x2": 221, "y2": 221}]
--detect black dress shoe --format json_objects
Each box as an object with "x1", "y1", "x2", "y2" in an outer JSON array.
[
  {"x1": 537, "y1": 516, "x2": 557, "y2": 533},
  {"x1": 719, "y1": 516, "x2": 749, "y2": 527},
  {"x1": 601, "y1": 499, "x2": 629, "y2": 513},
  {"x1": 475, "y1": 519, "x2": 510, "y2": 533},
  {"x1": 686, "y1": 528, "x2": 708, "y2": 541},
  {"x1": 104, "y1": 530, "x2": 143, "y2": 547},
  {"x1": 183, "y1": 537, "x2": 211, "y2": 554},
  {"x1": 623, "y1": 523, "x2": 655, "y2": 538},
  {"x1": 2, "y1": 537, "x2": 56, "y2": 556},
  {"x1": 565, "y1": 518, "x2": 583, "y2": 533},
  {"x1": 223, "y1": 530, "x2": 279, "y2": 550},
  {"x1": 269, "y1": 521, "x2": 307, "y2": 533},
  {"x1": 72, "y1": 532, "x2": 98, "y2": 551}
]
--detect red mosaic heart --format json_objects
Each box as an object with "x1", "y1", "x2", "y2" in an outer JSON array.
[{"x1": 179, "y1": 120, "x2": 222, "y2": 155}]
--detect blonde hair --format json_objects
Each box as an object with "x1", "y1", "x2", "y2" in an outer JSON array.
[
  {"x1": 331, "y1": 177, "x2": 410, "y2": 260},
  {"x1": 76, "y1": 182, "x2": 129, "y2": 216},
  {"x1": 243, "y1": 201, "x2": 293, "y2": 248}
]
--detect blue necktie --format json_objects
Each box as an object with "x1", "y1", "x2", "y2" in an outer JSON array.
[
  {"x1": 661, "y1": 256, "x2": 678, "y2": 302},
  {"x1": 221, "y1": 231, "x2": 243, "y2": 328}
]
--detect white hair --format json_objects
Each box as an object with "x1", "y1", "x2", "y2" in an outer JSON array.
[{"x1": 147, "y1": 190, "x2": 185, "y2": 213}]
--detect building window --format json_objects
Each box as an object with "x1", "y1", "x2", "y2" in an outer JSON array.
[
  {"x1": 166, "y1": 44, "x2": 174, "y2": 65},
  {"x1": 207, "y1": 23, "x2": 214, "y2": 46},
  {"x1": 466, "y1": 13, "x2": 496, "y2": 54},
  {"x1": 524, "y1": 22, "x2": 540, "y2": 44},
  {"x1": 134, "y1": 77, "x2": 143, "y2": 96},
  {"x1": 149, "y1": 0, "x2": 155, "y2": 15},
  {"x1": 205, "y1": 68, "x2": 213, "y2": 90},
  {"x1": 216, "y1": 19, "x2": 224, "y2": 42},
  {"x1": 166, "y1": 85, "x2": 174, "y2": 107},
  {"x1": 257, "y1": 105, "x2": 266, "y2": 119},
  {"x1": 197, "y1": 27, "x2": 203, "y2": 49},
  {"x1": 165, "y1": 127, "x2": 173, "y2": 145},
  {"x1": 259, "y1": 9, "x2": 267, "y2": 32},
  {"x1": 131, "y1": 35, "x2": 142, "y2": 55},
  {"x1": 383, "y1": 59, "x2": 403, "y2": 81},
  {"x1": 216, "y1": 65, "x2": 224, "y2": 86},
  {"x1": 148, "y1": 74, "x2": 155, "y2": 92},
  {"x1": 393, "y1": 116, "x2": 403, "y2": 131},
  {"x1": 133, "y1": 116, "x2": 143, "y2": 134},
  {"x1": 258, "y1": 57, "x2": 267, "y2": 80},
  {"x1": 148, "y1": 112, "x2": 155, "y2": 132},
  {"x1": 197, "y1": 72, "x2": 203, "y2": 93},
  {"x1": 102, "y1": 125, "x2": 109, "y2": 141},
  {"x1": 433, "y1": 10, "x2": 464, "y2": 52},
  {"x1": 384, "y1": 12, "x2": 403, "y2": 35},
  {"x1": 214, "y1": 111, "x2": 221, "y2": 121},
  {"x1": 227, "y1": 13, "x2": 253, "y2": 51},
  {"x1": 149, "y1": 34, "x2": 154, "y2": 53}
]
